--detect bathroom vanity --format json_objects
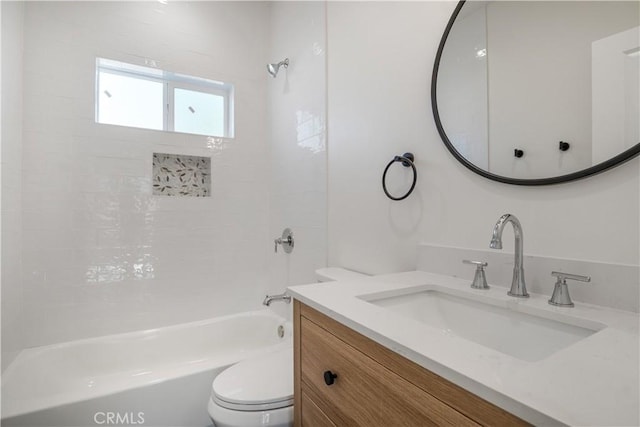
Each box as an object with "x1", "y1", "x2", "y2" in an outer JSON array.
[
  {"x1": 288, "y1": 271, "x2": 640, "y2": 426},
  {"x1": 293, "y1": 300, "x2": 528, "y2": 426}
]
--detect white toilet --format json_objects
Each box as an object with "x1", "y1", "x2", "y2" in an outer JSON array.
[{"x1": 207, "y1": 346, "x2": 294, "y2": 427}]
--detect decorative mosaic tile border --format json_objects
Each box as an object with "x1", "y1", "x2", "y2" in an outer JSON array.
[{"x1": 152, "y1": 153, "x2": 211, "y2": 197}]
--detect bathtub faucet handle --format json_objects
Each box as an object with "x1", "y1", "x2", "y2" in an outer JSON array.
[{"x1": 274, "y1": 228, "x2": 294, "y2": 254}]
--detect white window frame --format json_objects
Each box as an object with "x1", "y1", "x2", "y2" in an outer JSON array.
[{"x1": 96, "y1": 58, "x2": 234, "y2": 138}]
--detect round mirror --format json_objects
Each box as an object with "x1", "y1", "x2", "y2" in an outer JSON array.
[{"x1": 432, "y1": 0, "x2": 640, "y2": 185}]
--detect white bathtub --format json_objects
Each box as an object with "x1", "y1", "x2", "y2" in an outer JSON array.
[{"x1": 1, "y1": 310, "x2": 291, "y2": 427}]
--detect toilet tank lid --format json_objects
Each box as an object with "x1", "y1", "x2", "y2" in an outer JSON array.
[
  {"x1": 316, "y1": 267, "x2": 369, "y2": 282},
  {"x1": 212, "y1": 346, "x2": 293, "y2": 406}
]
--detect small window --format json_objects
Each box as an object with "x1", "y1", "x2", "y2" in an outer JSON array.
[
  {"x1": 96, "y1": 58, "x2": 233, "y2": 138},
  {"x1": 97, "y1": 71, "x2": 164, "y2": 131},
  {"x1": 173, "y1": 87, "x2": 225, "y2": 137}
]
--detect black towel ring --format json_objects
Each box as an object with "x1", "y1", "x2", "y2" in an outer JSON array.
[{"x1": 382, "y1": 152, "x2": 417, "y2": 201}]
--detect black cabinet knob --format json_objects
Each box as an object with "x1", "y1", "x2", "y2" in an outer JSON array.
[
  {"x1": 514, "y1": 149, "x2": 524, "y2": 158},
  {"x1": 323, "y1": 370, "x2": 338, "y2": 386}
]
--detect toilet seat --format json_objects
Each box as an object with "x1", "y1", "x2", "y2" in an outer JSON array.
[
  {"x1": 212, "y1": 347, "x2": 293, "y2": 412},
  {"x1": 212, "y1": 394, "x2": 293, "y2": 412}
]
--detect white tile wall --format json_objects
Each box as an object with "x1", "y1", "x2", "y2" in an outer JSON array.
[
  {"x1": 327, "y1": 0, "x2": 640, "y2": 307},
  {"x1": 267, "y1": 2, "x2": 327, "y2": 320},
  {"x1": 20, "y1": 1, "x2": 273, "y2": 347},
  {"x1": 1, "y1": 0, "x2": 25, "y2": 371}
]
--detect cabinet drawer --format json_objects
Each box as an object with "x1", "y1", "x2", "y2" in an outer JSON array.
[
  {"x1": 300, "y1": 317, "x2": 478, "y2": 426},
  {"x1": 301, "y1": 387, "x2": 336, "y2": 427}
]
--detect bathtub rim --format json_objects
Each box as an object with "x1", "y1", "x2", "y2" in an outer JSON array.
[
  {"x1": 1, "y1": 309, "x2": 291, "y2": 419},
  {"x1": 4, "y1": 308, "x2": 286, "y2": 360}
]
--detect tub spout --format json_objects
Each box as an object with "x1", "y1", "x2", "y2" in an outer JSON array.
[{"x1": 263, "y1": 293, "x2": 292, "y2": 306}]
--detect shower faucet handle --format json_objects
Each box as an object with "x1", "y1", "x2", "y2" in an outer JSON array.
[{"x1": 274, "y1": 228, "x2": 294, "y2": 254}]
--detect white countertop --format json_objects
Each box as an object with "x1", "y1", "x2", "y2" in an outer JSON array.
[{"x1": 288, "y1": 271, "x2": 640, "y2": 426}]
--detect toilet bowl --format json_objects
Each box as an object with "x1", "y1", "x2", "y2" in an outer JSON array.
[{"x1": 207, "y1": 346, "x2": 293, "y2": 427}]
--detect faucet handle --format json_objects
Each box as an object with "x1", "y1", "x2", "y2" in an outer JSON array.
[
  {"x1": 463, "y1": 260, "x2": 488, "y2": 268},
  {"x1": 463, "y1": 260, "x2": 489, "y2": 290},
  {"x1": 549, "y1": 271, "x2": 591, "y2": 307},
  {"x1": 274, "y1": 228, "x2": 294, "y2": 254},
  {"x1": 551, "y1": 271, "x2": 591, "y2": 283}
]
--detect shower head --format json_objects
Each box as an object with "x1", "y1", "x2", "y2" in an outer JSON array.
[{"x1": 267, "y1": 58, "x2": 289, "y2": 78}]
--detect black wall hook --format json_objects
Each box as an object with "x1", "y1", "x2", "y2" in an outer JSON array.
[
  {"x1": 514, "y1": 149, "x2": 524, "y2": 158},
  {"x1": 559, "y1": 141, "x2": 570, "y2": 151}
]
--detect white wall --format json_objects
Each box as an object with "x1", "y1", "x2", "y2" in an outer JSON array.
[
  {"x1": 1, "y1": 0, "x2": 25, "y2": 370},
  {"x1": 20, "y1": 1, "x2": 272, "y2": 347},
  {"x1": 327, "y1": 2, "x2": 639, "y2": 284},
  {"x1": 267, "y1": 1, "x2": 327, "y2": 319}
]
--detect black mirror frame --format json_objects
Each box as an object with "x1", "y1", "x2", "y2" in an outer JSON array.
[{"x1": 431, "y1": 0, "x2": 640, "y2": 186}]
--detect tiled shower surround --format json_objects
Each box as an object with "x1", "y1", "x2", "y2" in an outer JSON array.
[
  {"x1": 13, "y1": 1, "x2": 326, "y2": 348},
  {"x1": 267, "y1": 1, "x2": 327, "y2": 317},
  {"x1": 1, "y1": 1, "x2": 25, "y2": 370},
  {"x1": 152, "y1": 153, "x2": 211, "y2": 197}
]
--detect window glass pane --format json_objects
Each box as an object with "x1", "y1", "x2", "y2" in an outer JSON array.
[
  {"x1": 97, "y1": 71, "x2": 164, "y2": 131},
  {"x1": 174, "y1": 88, "x2": 225, "y2": 137}
]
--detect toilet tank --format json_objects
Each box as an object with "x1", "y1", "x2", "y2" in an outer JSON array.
[{"x1": 315, "y1": 267, "x2": 369, "y2": 283}]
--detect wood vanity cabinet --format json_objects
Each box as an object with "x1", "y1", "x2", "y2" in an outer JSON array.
[{"x1": 293, "y1": 300, "x2": 530, "y2": 427}]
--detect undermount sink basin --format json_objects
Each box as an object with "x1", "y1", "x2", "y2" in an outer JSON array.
[{"x1": 360, "y1": 288, "x2": 604, "y2": 362}]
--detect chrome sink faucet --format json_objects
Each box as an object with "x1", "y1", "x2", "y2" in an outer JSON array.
[{"x1": 490, "y1": 213, "x2": 529, "y2": 298}]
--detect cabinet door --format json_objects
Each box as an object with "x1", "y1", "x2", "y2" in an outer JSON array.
[{"x1": 300, "y1": 317, "x2": 479, "y2": 427}]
